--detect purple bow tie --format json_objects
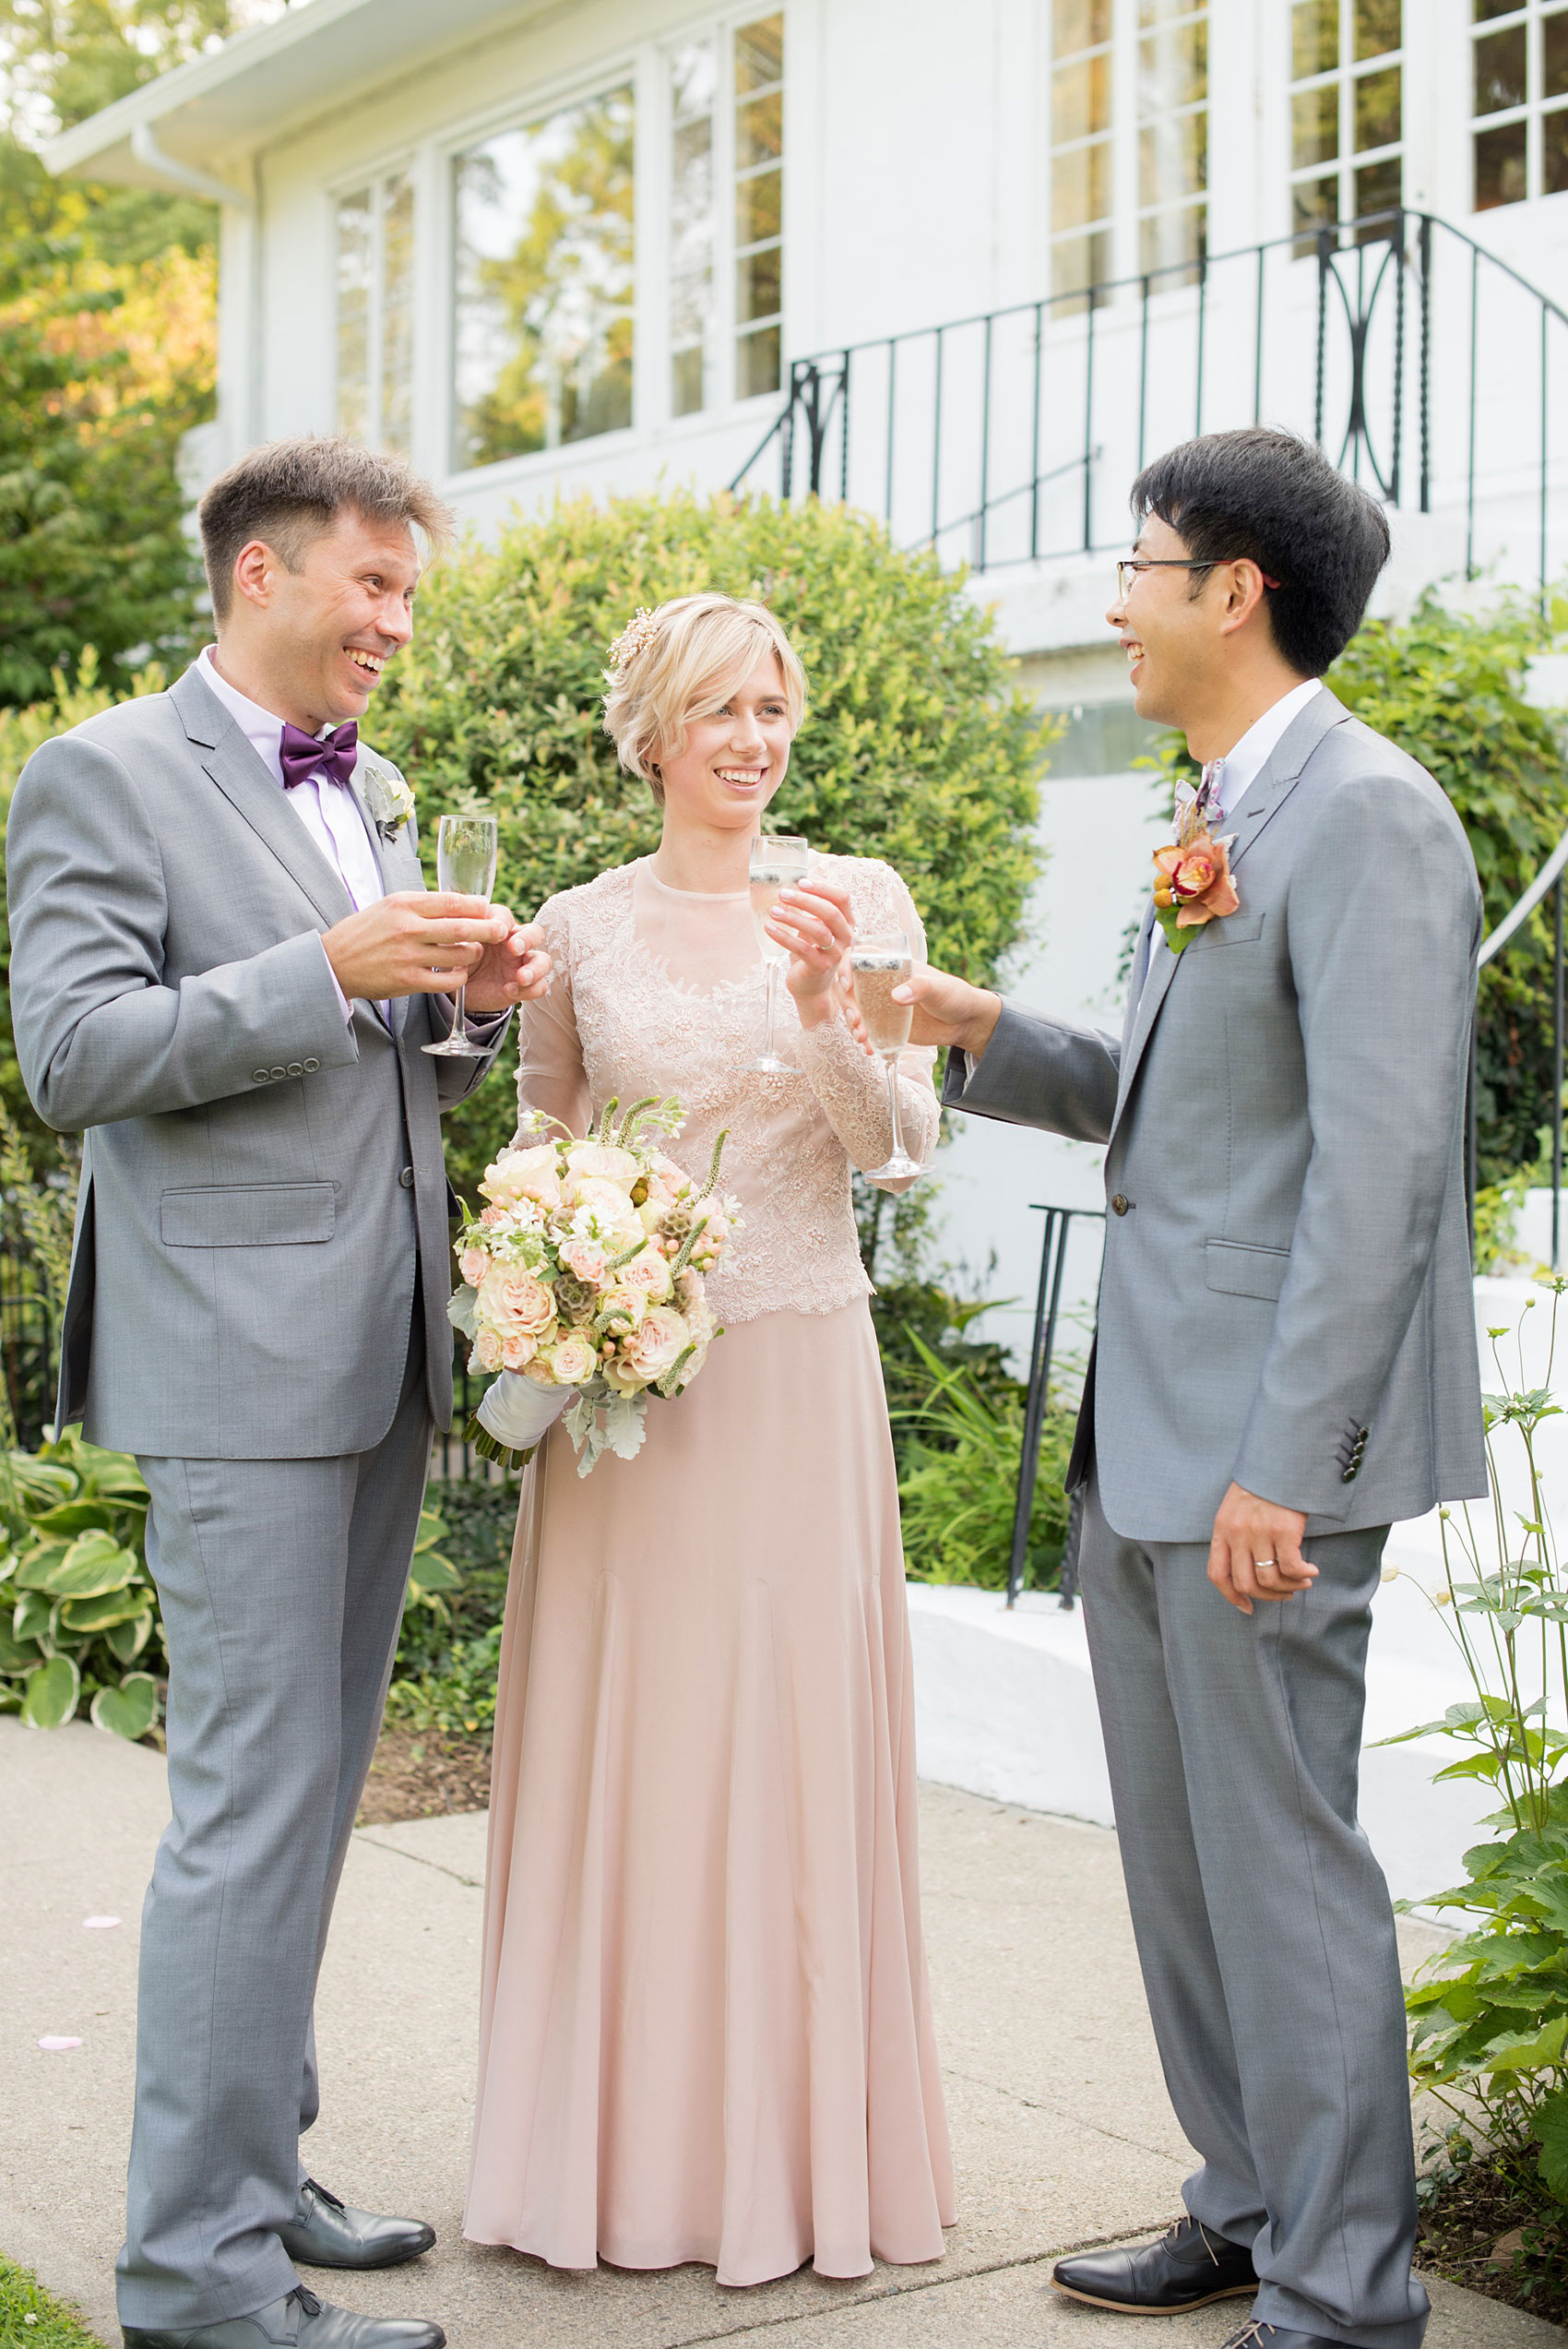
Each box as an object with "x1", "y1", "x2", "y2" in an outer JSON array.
[{"x1": 280, "y1": 721, "x2": 358, "y2": 792}]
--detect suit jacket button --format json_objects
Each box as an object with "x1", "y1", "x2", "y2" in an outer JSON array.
[
  {"x1": 1111, "y1": 1194, "x2": 1131, "y2": 1216},
  {"x1": 303, "y1": 1058, "x2": 320, "y2": 1072},
  {"x1": 399, "y1": 1167, "x2": 415, "y2": 1189},
  {"x1": 268, "y1": 1067, "x2": 287, "y2": 1080},
  {"x1": 287, "y1": 1063, "x2": 304, "y2": 1077},
  {"x1": 1342, "y1": 1467, "x2": 1358, "y2": 1483},
  {"x1": 251, "y1": 1068, "x2": 269, "y2": 1083}
]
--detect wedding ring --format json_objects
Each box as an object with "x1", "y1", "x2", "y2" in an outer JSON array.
[{"x1": 1254, "y1": 1558, "x2": 1276, "y2": 1569}]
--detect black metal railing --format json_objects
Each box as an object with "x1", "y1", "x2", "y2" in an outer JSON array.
[
  {"x1": 1007, "y1": 1203, "x2": 1103, "y2": 1611},
  {"x1": 0, "y1": 1233, "x2": 54, "y2": 1451},
  {"x1": 732, "y1": 209, "x2": 1568, "y2": 597}
]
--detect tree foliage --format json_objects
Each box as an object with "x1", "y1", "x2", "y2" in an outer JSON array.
[{"x1": 373, "y1": 487, "x2": 1052, "y2": 1195}]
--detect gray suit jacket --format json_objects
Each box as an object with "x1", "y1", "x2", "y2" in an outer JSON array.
[
  {"x1": 946, "y1": 688, "x2": 1488, "y2": 1542},
  {"x1": 6, "y1": 663, "x2": 509, "y2": 1458}
]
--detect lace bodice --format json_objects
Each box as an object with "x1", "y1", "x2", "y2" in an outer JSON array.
[{"x1": 512, "y1": 854, "x2": 940, "y2": 1323}]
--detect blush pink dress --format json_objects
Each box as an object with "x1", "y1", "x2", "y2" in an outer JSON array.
[{"x1": 464, "y1": 853, "x2": 956, "y2": 2286}]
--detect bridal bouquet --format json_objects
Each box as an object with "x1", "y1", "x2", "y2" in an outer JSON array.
[{"x1": 448, "y1": 1096, "x2": 741, "y2": 1476}]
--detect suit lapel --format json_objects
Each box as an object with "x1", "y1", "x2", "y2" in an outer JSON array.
[
  {"x1": 172, "y1": 666, "x2": 355, "y2": 931},
  {"x1": 1109, "y1": 686, "x2": 1353, "y2": 1138}
]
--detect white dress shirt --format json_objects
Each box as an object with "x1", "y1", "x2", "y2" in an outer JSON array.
[
  {"x1": 197, "y1": 646, "x2": 385, "y2": 1027},
  {"x1": 1140, "y1": 675, "x2": 1323, "y2": 996}
]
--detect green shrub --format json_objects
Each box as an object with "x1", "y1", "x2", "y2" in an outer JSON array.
[
  {"x1": 374, "y1": 488, "x2": 1051, "y2": 1195},
  {"x1": 895, "y1": 1332, "x2": 1075, "y2": 1591},
  {"x1": 0, "y1": 1430, "x2": 164, "y2": 1736}
]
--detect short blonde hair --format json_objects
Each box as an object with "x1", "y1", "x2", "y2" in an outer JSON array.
[{"x1": 602, "y1": 593, "x2": 807, "y2": 804}]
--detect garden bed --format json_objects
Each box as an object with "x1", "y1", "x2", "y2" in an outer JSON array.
[
  {"x1": 357, "y1": 1723, "x2": 493, "y2": 1825},
  {"x1": 1416, "y1": 2142, "x2": 1568, "y2": 2328}
]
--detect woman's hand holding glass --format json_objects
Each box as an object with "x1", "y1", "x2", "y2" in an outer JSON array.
[{"x1": 765, "y1": 879, "x2": 855, "y2": 1026}]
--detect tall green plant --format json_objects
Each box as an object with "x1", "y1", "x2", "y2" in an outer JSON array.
[
  {"x1": 894, "y1": 1331, "x2": 1074, "y2": 1590},
  {"x1": 1384, "y1": 1282, "x2": 1568, "y2": 2209}
]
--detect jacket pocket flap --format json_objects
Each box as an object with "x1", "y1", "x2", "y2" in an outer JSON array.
[
  {"x1": 160, "y1": 1184, "x2": 336, "y2": 1247},
  {"x1": 1205, "y1": 1238, "x2": 1290, "y2": 1301},
  {"x1": 1206, "y1": 912, "x2": 1265, "y2": 947}
]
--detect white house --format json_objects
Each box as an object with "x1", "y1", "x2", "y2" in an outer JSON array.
[{"x1": 49, "y1": 0, "x2": 1568, "y2": 1353}]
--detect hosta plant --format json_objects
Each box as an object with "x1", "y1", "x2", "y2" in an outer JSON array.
[
  {"x1": 0, "y1": 1431, "x2": 459, "y2": 1741},
  {"x1": 1383, "y1": 1277, "x2": 1568, "y2": 2210}
]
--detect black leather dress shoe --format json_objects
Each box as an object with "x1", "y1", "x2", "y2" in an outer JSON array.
[
  {"x1": 124, "y1": 2284, "x2": 444, "y2": 2349},
  {"x1": 1219, "y1": 2323, "x2": 1357, "y2": 2349},
  {"x1": 1051, "y1": 2212, "x2": 1257, "y2": 2312},
  {"x1": 279, "y1": 2179, "x2": 435, "y2": 2271}
]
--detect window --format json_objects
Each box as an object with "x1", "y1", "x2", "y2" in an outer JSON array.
[
  {"x1": 1047, "y1": 0, "x2": 1207, "y2": 308},
  {"x1": 335, "y1": 172, "x2": 414, "y2": 455},
  {"x1": 1289, "y1": 0, "x2": 1403, "y2": 245},
  {"x1": 451, "y1": 84, "x2": 635, "y2": 472},
  {"x1": 1471, "y1": 0, "x2": 1568, "y2": 211},
  {"x1": 665, "y1": 11, "x2": 784, "y2": 415},
  {"x1": 1050, "y1": 0, "x2": 1112, "y2": 304}
]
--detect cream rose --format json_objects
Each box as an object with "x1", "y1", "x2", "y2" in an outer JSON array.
[
  {"x1": 478, "y1": 1266, "x2": 556, "y2": 1336},
  {"x1": 616, "y1": 1246, "x2": 673, "y2": 1301},
  {"x1": 622, "y1": 1305, "x2": 690, "y2": 1384},
  {"x1": 547, "y1": 1330, "x2": 599, "y2": 1385},
  {"x1": 564, "y1": 1141, "x2": 640, "y2": 1186},
  {"x1": 471, "y1": 1326, "x2": 505, "y2": 1373},
  {"x1": 558, "y1": 1237, "x2": 609, "y2": 1286},
  {"x1": 501, "y1": 1329, "x2": 541, "y2": 1370},
  {"x1": 482, "y1": 1141, "x2": 564, "y2": 1210}
]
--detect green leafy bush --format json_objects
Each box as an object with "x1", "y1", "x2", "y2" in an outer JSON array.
[
  {"x1": 0, "y1": 1430, "x2": 163, "y2": 1736},
  {"x1": 895, "y1": 1331, "x2": 1075, "y2": 1591},
  {"x1": 1384, "y1": 1281, "x2": 1568, "y2": 2224},
  {"x1": 374, "y1": 487, "x2": 1051, "y2": 1196}
]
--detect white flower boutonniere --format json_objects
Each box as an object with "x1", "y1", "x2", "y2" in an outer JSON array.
[{"x1": 359, "y1": 753, "x2": 416, "y2": 843}]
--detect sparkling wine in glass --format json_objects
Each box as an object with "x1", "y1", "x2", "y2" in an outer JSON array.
[
  {"x1": 422, "y1": 812, "x2": 498, "y2": 1060},
  {"x1": 852, "y1": 927, "x2": 921, "y2": 1180},
  {"x1": 747, "y1": 832, "x2": 809, "y2": 1076}
]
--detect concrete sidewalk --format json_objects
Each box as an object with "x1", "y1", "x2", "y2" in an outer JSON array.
[{"x1": 4, "y1": 1716, "x2": 1560, "y2": 2346}]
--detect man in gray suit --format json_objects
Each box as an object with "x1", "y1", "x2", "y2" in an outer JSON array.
[
  {"x1": 7, "y1": 439, "x2": 548, "y2": 2349},
  {"x1": 897, "y1": 429, "x2": 1484, "y2": 2348}
]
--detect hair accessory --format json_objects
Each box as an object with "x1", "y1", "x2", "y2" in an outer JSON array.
[{"x1": 607, "y1": 607, "x2": 660, "y2": 676}]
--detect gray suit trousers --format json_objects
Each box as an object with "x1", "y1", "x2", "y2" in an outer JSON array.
[
  {"x1": 116, "y1": 1319, "x2": 432, "y2": 2329},
  {"x1": 1079, "y1": 1473, "x2": 1427, "y2": 2349}
]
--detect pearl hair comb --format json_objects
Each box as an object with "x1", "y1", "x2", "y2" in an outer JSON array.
[{"x1": 606, "y1": 607, "x2": 660, "y2": 675}]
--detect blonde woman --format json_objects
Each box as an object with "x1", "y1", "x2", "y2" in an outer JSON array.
[{"x1": 465, "y1": 594, "x2": 956, "y2": 2285}]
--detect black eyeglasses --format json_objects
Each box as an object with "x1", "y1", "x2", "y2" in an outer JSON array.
[{"x1": 1116, "y1": 557, "x2": 1218, "y2": 599}]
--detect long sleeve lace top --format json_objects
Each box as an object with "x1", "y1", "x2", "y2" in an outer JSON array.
[{"x1": 512, "y1": 854, "x2": 940, "y2": 1324}]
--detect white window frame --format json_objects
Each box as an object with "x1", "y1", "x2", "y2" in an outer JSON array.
[
  {"x1": 1045, "y1": 0, "x2": 1210, "y2": 305},
  {"x1": 328, "y1": 158, "x2": 418, "y2": 456},
  {"x1": 1468, "y1": 0, "x2": 1568, "y2": 215},
  {"x1": 1285, "y1": 0, "x2": 1406, "y2": 244}
]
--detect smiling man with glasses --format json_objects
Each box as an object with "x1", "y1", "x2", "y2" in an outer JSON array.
[{"x1": 892, "y1": 425, "x2": 1486, "y2": 2349}]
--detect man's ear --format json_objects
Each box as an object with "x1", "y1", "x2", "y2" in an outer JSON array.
[
  {"x1": 232, "y1": 539, "x2": 278, "y2": 612},
  {"x1": 1218, "y1": 559, "x2": 1271, "y2": 639}
]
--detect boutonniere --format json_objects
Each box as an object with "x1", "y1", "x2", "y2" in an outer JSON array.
[
  {"x1": 1150, "y1": 781, "x2": 1240, "y2": 955},
  {"x1": 359, "y1": 752, "x2": 416, "y2": 843}
]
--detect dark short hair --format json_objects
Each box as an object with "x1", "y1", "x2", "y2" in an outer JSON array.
[
  {"x1": 196, "y1": 436, "x2": 455, "y2": 621},
  {"x1": 1130, "y1": 427, "x2": 1390, "y2": 676}
]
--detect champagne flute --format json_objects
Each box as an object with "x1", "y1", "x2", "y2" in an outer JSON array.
[
  {"x1": 747, "y1": 832, "x2": 809, "y2": 1076},
  {"x1": 851, "y1": 926, "x2": 921, "y2": 1180},
  {"x1": 422, "y1": 812, "x2": 498, "y2": 1059}
]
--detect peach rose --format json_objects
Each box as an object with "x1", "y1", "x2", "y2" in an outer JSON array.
[
  {"x1": 457, "y1": 1245, "x2": 488, "y2": 1286},
  {"x1": 501, "y1": 1329, "x2": 540, "y2": 1370},
  {"x1": 622, "y1": 1305, "x2": 690, "y2": 1383},
  {"x1": 558, "y1": 1237, "x2": 609, "y2": 1286},
  {"x1": 471, "y1": 1326, "x2": 505, "y2": 1373},
  {"x1": 478, "y1": 1266, "x2": 555, "y2": 1336},
  {"x1": 568, "y1": 1177, "x2": 642, "y2": 1230},
  {"x1": 547, "y1": 1330, "x2": 599, "y2": 1385},
  {"x1": 616, "y1": 1246, "x2": 673, "y2": 1300}
]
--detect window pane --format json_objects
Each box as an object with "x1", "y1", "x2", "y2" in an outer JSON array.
[
  {"x1": 1292, "y1": 0, "x2": 1338, "y2": 82},
  {"x1": 1053, "y1": 0, "x2": 1111, "y2": 55},
  {"x1": 672, "y1": 344, "x2": 705, "y2": 417},
  {"x1": 1545, "y1": 102, "x2": 1568, "y2": 191},
  {"x1": 1138, "y1": 0, "x2": 1202, "y2": 21},
  {"x1": 736, "y1": 244, "x2": 781, "y2": 324},
  {"x1": 1140, "y1": 111, "x2": 1206, "y2": 205},
  {"x1": 1140, "y1": 201, "x2": 1205, "y2": 280},
  {"x1": 1354, "y1": 63, "x2": 1401, "y2": 150},
  {"x1": 1052, "y1": 137, "x2": 1111, "y2": 227},
  {"x1": 734, "y1": 14, "x2": 782, "y2": 92},
  {"x1": 1138, "y1": 18, "x2": 1206, "y2": 117},
  {"x1": 1051, "y1": 227, "x2": 1111, "y2": 311},
  {"x1": 737, "y1": 322, "x2": 780, "y2": 398},
  {"x1": 1293, "y1": 171, "x2": 1339, "y2": 244},
  {"x1": 1354, "y1": 152, "x2": 1402, "y2": 230},
  {"x1": 1053, "y1": 52, "x2": 1111, "y2": 143},
  {"x1": 671, "y1": 37, "x2": 716, "y2": 122},
  {"x1": 1472, "y1": 0, "x2": 1518, "y2": 18},
  {"x1": 336, "y1": 187, "x2": 372, "y2": 443},
  {"x1": 452, "y1": 85, "x2": 635, "y2": 471},
  {"x1": 1546, "y1": 11, "x2": 1568, "y2": 99},
  {"x1": 1474, "y1": 115, "x2": 1528, "y2": 205},
  {"x1": 1474, "y1": 24, "x2": 1527, "y2": 114},
  {"x1": 737, "y1": 89, "x2": 782, "y2": 168},
  {"x1": 1293, "y1": 82, "x2": 1339, "y2": 167},
  {"x1": 737, "y1": 164, "x2": 781, "y2": 245},
  {"x1": 1354, "y1": 0, "x2": 1401, "y2": 60},
  {"x1": 380, "y1": 173, "x2": 414, "y2": 458}
]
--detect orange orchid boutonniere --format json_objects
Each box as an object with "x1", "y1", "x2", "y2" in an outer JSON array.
[{"x1": 1151, "y1": 800, "x2": 1241, "y2": 957}]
